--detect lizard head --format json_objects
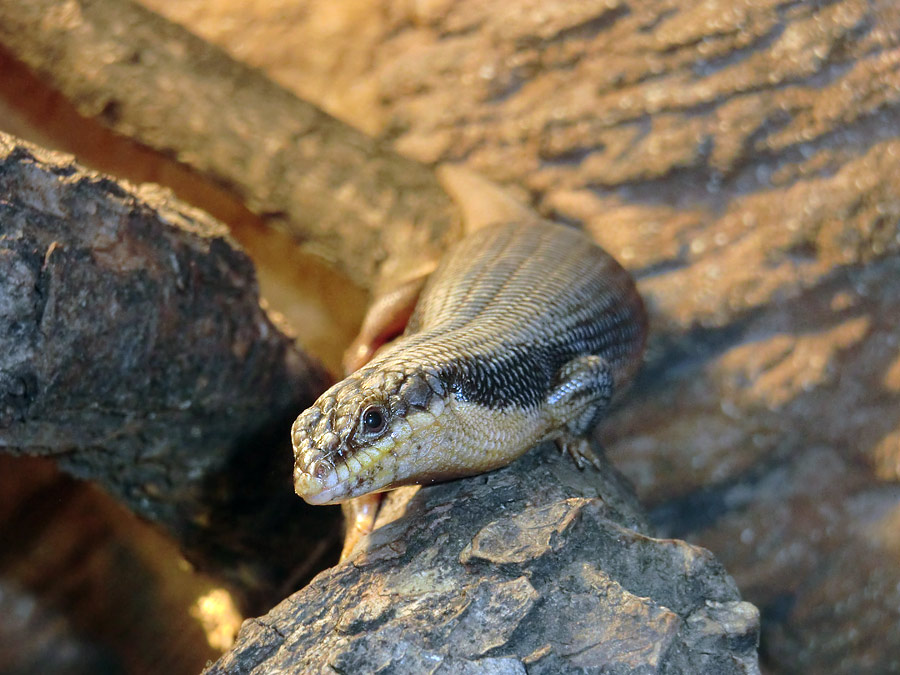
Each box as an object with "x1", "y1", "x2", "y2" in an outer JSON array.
[{"x1": 291, "y1": 366, "x2": 448, "y2": 504}]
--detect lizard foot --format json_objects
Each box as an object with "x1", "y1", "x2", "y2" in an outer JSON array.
[{"x1": 555, "y1": 435, "x2": 604, "y2": 471}]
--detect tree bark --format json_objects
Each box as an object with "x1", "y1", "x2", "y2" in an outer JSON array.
[
  {"x1": 0, "y1": 134, "x2": 338, "y2": 607},
  {"x1": 208, "y1": 445, "x2": 760, "y2": 674}
]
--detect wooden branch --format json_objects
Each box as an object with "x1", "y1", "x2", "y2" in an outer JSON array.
[
  {"x1": 0, "y1": 0, "x2": 461, "y2": 290},
  {"x1": 0, "y1": 134, "x2": 339, "y2": 606}
]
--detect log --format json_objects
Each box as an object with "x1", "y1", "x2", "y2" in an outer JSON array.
[
  {"x1": 0, "y1": 134, "x2": 338, "y2": 605},
  {"x1": 0, "y1": 455, "x2": 222, "y2": 674},
  {"x1": 0, "y1": 0, "x2": 461, "y2": 291}
]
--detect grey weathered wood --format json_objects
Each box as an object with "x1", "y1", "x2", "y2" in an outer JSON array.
[
  {"x1": 0, "y1": 134, "x2": 339, "y2": 605},
  {"x1": 208, "y1": 444, "x2": 760, "y2": 674}
]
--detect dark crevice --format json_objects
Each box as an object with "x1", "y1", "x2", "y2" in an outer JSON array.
[
  {"x1": 692, "y1": 23, "x2": 787, "y2": 78},
  {"x1": 648, "y1": 447, "x2": 788, "y2": 537},
  {"x1": 545, "y1": 6, "x2": 631, "y2": 45}
]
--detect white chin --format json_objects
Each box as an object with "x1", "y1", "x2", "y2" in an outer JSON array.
[
  {"x1": 299, "y1": 485, "x2": 344, "y2": 505},
  {"x1": 294, "y1": 464, "x2": 345, "y2": 505}
]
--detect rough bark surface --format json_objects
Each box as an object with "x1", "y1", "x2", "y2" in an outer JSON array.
[
  {"x1": 208, "y1": 444, "x2": 760, "y2": 674},
  {"x1": 0, "y1": 0, "x2": 461, "y2": 291},
  {"x1": 0, "y1": 135, "x2": 338, "y2": 604}
]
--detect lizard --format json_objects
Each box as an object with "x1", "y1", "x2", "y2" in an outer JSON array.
[{"x1": 291, "y1": 167, "x2": 647, "y2": 522}]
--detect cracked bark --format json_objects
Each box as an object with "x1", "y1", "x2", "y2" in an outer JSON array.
[
  {"x1": 0, "y1": 135, "x2": 338, "y2": 607},
  {"x1": 208, "y1": 445, "x2": 760, "y2": 674}
]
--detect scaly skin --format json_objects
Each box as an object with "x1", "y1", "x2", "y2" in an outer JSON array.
[{"x1": 292, "y1": 220, "x2": 647, "y2": 505}]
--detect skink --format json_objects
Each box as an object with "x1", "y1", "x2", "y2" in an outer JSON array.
[{"x1": 292, "y1": 219, "x2": 647, "y2": 505}]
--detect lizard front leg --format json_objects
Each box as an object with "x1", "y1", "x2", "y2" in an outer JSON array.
[{"x1": 545, "y1": 354, "x2": 614, "y2": 470}]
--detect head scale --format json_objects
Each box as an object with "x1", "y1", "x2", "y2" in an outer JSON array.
[{"x1": 292, "y1": 366, "x2": 446, "y2": 504}]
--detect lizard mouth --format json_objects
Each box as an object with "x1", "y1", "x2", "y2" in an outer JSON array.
[{"x1": 293, "y1": 458, "x2": 344, "y2": 505}]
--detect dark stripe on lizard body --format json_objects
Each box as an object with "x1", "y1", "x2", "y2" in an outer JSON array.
[{"x1": 383, "y1": 221, "x2": 644, "y2": 409}]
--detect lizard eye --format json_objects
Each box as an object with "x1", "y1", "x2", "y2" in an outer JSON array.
[{"x1": 360, "y1": 404, "x2": 387, "y2": 435}]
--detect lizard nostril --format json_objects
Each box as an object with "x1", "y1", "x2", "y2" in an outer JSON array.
[{"x1": 313, "y1": 461, "x2": 329, "y2": 482}]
